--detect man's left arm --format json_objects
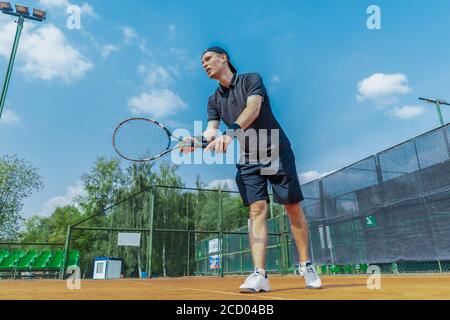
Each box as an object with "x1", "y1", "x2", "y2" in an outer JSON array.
[
  {"x1": 234, "y1": 95, "x2": 263, "y2": 130},
  {"x1": 233, "y1": 73, "x2": 266, "y2": 131},
  {"x1": 205, "y1": 95, "x2": 263, "y2": 153}
]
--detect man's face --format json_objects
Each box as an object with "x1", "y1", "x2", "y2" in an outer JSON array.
[{"x1": 201, "y1": 52, "x2": 227, "y2": 79}]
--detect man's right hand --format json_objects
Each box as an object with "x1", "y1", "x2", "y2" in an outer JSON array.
[{"x1": 179, "y1": 137, "x2": 198, "y2": 154}]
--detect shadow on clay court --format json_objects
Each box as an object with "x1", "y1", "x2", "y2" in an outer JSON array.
[{"x1": 268, "y1": 283, "x2": 367, "y2": 293}]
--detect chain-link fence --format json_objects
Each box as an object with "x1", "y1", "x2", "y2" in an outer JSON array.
[
  {"x1": 60, "y1": 124, "x2": 450, "y2": 278},
  {"x1": 65, "y1": 186, "x2": 290, "y2": 279},
  {"x1": 303, "y1": 124, "x2": 450, "y2": 274}
]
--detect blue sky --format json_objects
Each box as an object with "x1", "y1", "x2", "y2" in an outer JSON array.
[{"x1": 1, "y1": 0, "x2": 450, "y2": 217}]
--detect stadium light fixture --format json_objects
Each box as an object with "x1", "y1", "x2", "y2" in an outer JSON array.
[
  {"x1": 33, "y1": 8, "x2": 46, "y2": 20},
  {"x1": 1, "y1": 2, "x2": 46, "y2": 21},
  {"x1": 0, "y1": 3, "x2": 46, "y2": 121},
  {"x1": 14, "y1": 3, "x2": 28, "y2": 15},
  {"x1": 0, "y1": 1, "x2": 13, "y2": 11}
]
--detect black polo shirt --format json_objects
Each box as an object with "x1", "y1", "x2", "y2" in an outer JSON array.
[{"x1": 207, "y1": 73, "x2": 291, "y2": 160}]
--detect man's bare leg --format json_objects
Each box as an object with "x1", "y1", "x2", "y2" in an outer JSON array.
[
  {"x1": 284, "y1": 202, "x2": 322, "y2": 289},
  {"x1": 284, "y1": 202, "x2": 310, "y2": 263},
  {"x1": 238, "y1": 200, "x2": 271, "y2": 293},
  {"x1": 248, "y1": 200, "x2": 268, "y2": 272}
]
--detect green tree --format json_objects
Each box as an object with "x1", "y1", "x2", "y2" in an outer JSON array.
[
  {"x1": 152, "y1": 162, "x2": 185, "y2": 276},
  {"x1": 20, "y1": 215, "x2": 51, "y2": 243},
  {"x1": 20, "y1": 205, "x2": 83, "y2": 244},
  {"x1": 0, "y1": 155, "x2": 43, "y2": 240},
  {"x1": 76, "y1": 156, "x2": 127, "y2": 223}
]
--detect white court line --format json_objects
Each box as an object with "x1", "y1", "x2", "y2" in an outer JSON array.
[{"x1": 134, "y1": 281, "x2": 292, "y2": 300}]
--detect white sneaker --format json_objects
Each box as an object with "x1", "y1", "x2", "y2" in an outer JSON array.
[
  {"x1": 299, "y1": 264, "x2": 322, "y2": 289},
  {"x1": 239, "y1": 270, "x2": 271, "y2": 293}
]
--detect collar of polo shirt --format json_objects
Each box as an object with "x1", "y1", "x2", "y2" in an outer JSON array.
[{"x1": 219, "y1": 73, "x2": 238, "y2": 93}]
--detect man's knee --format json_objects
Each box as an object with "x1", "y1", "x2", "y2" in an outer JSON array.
[
  {"x1": 284, "y1": 202, "x2": 304, "y2": 216},
  {"x1": 249, "y1": 200, "x2": 268, "y2": 219}
]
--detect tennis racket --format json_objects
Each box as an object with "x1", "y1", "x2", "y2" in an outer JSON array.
[{"x1": 113, "y1": 118, "x2": 210, "y2": 162}]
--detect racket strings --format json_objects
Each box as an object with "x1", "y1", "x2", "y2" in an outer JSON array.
[{"x1": 114, "y1": 119, "x2": 171, "y2": 161}]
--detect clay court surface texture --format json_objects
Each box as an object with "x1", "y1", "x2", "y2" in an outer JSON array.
[{"x1": 1, "y1": 275, "x2": 450, "y2": 300}]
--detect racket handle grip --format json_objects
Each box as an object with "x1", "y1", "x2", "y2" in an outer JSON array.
[{"x1": 193, "y1": 136, "x2": 215, "y2": 149}]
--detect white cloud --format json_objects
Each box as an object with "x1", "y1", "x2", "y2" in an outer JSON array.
[
  {"x1": 128, "y1": 89, "x2": 188, "y2": 119},
  {"x1": 169, "y1": 48, "x2": 198, "y2": 73},
  {"x1": 357, "y1": 73, "x2": 412, "y2": 105},
  {"x1": 146, "y1": 65, "x2": 173, "y2": 87},
  {"x1": 0, "y1": 16, "x2": 17, "y2": 57},
  {"x1": 39, "y1": 182, "x2": 86, "y2": 216},
  {"x1": 20, "y1": 25, "x2": 93, "y2": 82},
  {"x1": 80, "y1": 3, "x2": 96, "y2": 17},
  {"x1": 207, "y1": 179, "x2": 238, "y2": 192},
  {"x1": 299, "y1": 170, "x2": 335, "y2": 184},
  {"x1": 122, "y1": 26, "x2": 138, "y2": 43},
  {"x1": 272, "y1": 75, "x2": 281, "y2": 83},
  {"x1": 0, "y1": 110, "x2": 21, "y2": 125},
  {"x1": 138, "y1": 64, "x2": 146, "y2": 74},
  {"x1": 387, "y1": 105, "x2": 426, "y2": 120},
  {"x1": 39, "y1": 0, "x2": 96, "y2": 17},
  {"x1": 39, "y1": 0, "x2": 70, "y2": 8},
  {"x1": 101, "y1": 44, "x2": 119, "y2": 58},
  {"x1": 0, "y1": 18, "x2": 93, "y2": 82}
]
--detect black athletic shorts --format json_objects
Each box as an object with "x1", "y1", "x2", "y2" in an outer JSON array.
[{"x1": 235, "y1": 147, "x2": 304, "y2": 207}]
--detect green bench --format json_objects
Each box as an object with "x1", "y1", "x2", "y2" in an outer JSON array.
[
  {"x1": 30, "y1": 250, "x2": 53, "y2": 271},
  {"x1": 67, "y1": 250, "x2": 80, "y2": 268},
  {"x1": 0, "y1": 250, "x2": 9, "y2": 264},
  {"x1": 0, "y1": 250, "x2": 25, "y2": 270},
  {"x1": 16, "y1": 250, "x2": 39, "y2": 271}
]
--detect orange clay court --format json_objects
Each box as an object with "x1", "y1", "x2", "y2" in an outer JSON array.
[{"x1": 1, "y1": 275, "x2": 450, "y2": 300}]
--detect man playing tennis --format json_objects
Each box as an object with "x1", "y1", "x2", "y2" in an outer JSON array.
[{"x1": 183, "y1": 46, "x2": 321, "y2": 293}]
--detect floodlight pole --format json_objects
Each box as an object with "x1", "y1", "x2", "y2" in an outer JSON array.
[
  {"x1": 419, "y1": 97, "x2": 450, "y2": 126},
  {"x1": 435, "y1": 100, "x2": 444, "y2": 126},
  {"x1": 0, "y1": 15, "x2": 24, "y2": 120}
]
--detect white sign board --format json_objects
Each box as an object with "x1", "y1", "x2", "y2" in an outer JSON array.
[
  {"x1": 118, "y1": 233, "x2": 141, "y2": 247},
  {"x1": 209, "y1": 238, "x2": 219, "y2": 254}
]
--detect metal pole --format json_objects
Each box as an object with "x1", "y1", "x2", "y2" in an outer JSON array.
[
  {"x1": 442, "y1": 126, "x2": 450, "y2": 159},
  {"x1": 435, "y1": 101, "x2": 445, "y2": 126},
  {"x1": 108, "y1": 213, "x2": 113, "y2": 257},
  {"x1": 309, "y1": 227, "x2": 315, "y2": 264},
  {"x1": 269, "y1": 185, "x2": 274, "y2": 219},
  {"x1": 147, "y1": 186, "x2": 155, "y2": 278},
  {"x1": 277, "y1": 208, "x2": 289, "y2": 275},
  {"x1": 0, "y1": 16, "x2": 24, "y2": 120},
  {"x1": 187, "y1": 231, "x2": 190, "y2": 277},
  {"x1": 419, "y1": 97, "x2": 449, "y2": 126},
  {"x1": 60, "y1": 226, "x2": 72, "y2": 280},
  {"x1": 218, "y1": 188, "x2": 224, "y2": 278},
  {"x1": 239, "y1": 233, "x2": 243, "y2": 275},
  {"x1": 186, "y1": 193, "x2": 190, "y2": 277}
]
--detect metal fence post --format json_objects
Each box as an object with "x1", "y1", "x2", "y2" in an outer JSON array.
[
  {"x1": 108, "y1": 213, "x2": 114, "y2": 257},
  {"x1": 186, "y1": 193, "x2": 190, "y2": 277},
  {"x1": 147, "y1": 186, "x2": 155, "y2": 278},
  {"x1": 309, "y1": 227, "x2": 315, "y2": 264},
  {"x1": 277, "y1": 209, "x2": 289, "y2": 275},
  {"x1": 60, "y1": 226, "x2": 72, "y2": 280},
  {"x1": 239, "y1": 233, "x2": 243, "y2": 275},
  {"x1": 219, "y1": 188, "x2": 224, "y2": 278},
  {"x1": 269, "y1": 186, "x2": 274, "y2": 219},
  {"x1": 441, "y1": 125, "x2": 450, "y2": 159},
  {"x1": 187, "y1": 231, "x2": 191, "y2": 277}
]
